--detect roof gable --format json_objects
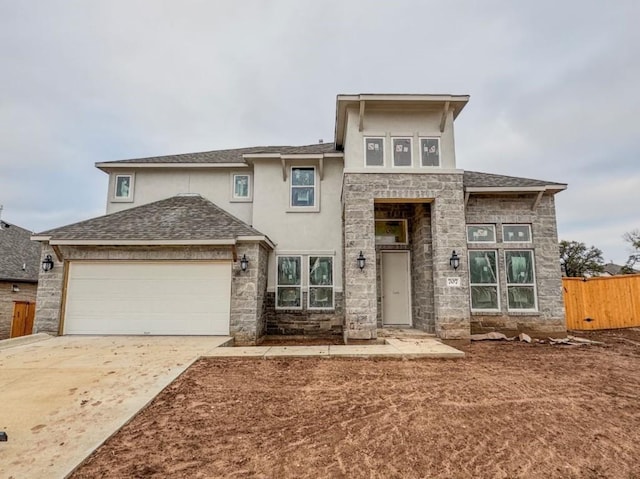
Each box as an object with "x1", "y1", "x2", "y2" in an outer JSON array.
[
  {"x1": 463, "y1": 171, "x2": 567, "y2": 190},
  {"x1": 0, "y1": 222, "x2": 41, "y2": 282}
]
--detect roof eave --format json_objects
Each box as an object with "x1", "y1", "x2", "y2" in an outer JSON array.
[
  {"x1": 96, "y1": 162, "x2": 248, "y2": 171},
  {"x1": 464, "y1": 185, "x2": 568, "y2": 194}
]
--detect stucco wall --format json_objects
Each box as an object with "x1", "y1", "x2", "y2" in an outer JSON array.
[
  {"x1": 343, "y1": 106, "x2": 457, "y2": 171},
  {"x1": 465, "y1": 193, "x2": 566, "y2": 336},
  {"x1": 0, "y1": 281, "x2": 37, "y2": 339}
]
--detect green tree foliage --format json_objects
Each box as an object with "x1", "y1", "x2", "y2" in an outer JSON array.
[
  {"x1": 620, "y1": 230, "x2": 640, "y2": 274},
  {"x1": 559, "y1": 240, "x2": 605, "y2": 277}
]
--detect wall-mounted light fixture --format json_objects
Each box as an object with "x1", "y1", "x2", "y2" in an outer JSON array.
[
  {"x1": 357, "y1": 251, "x2": 366, "y2": 271},
  {"x1": 12, "y1": 284, "x2": 20, "y2": 293},
  {"x1": 42, "y1": 254, "x2": 54, "y2": 272},
  {"x1": 449, "y1": 250, "x2": 460, "y2": 270},
  {"x1": 240, "y1": 254, "x2": 249, "y2": 272}
]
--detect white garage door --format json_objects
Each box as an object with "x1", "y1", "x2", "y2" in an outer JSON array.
[{"x1": 64, "y1": 261, "x2": 231, "y2": 335}]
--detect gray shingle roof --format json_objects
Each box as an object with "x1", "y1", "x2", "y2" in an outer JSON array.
[
  {"x1": 99, "y1": 143, "x2": 340, "y2": 165},
  {"x1": 0, "y1": 221, "x2": 41, "y2": 282},
  {"x1": 463, "y1": 171, "x2": 566, "y2": 189},
  {"x1": 37, "y1": 195, "x2": 265, "y2": 242}
]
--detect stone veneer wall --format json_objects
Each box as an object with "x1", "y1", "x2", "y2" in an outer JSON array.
[
  {"x1": 0, "y1": 281, "x2": 38, "y2": 339},
  {"x1": 263, "y1": 292, "x2": 344, "y2": 336},
  {"x1": 411, "y1": 203, "x2": 435, "y2": 332},
  {"x1": 33, "y1": 243, "x2": 269, "y2": 343},
  {"x1": 343, "y1": 173, "x2": 470, "y2": 340},
  {"x1": 465, "y1": 193, "x2": 566, "y2": 337}
]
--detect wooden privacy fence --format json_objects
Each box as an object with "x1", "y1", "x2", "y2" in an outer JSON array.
[{"x1": 563, "y1": 274, "x2": 640, "y2": 330}]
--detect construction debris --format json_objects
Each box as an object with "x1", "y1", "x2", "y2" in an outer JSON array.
[
  {"x1": 470, "y1": 332, "x2": 605, "y2": 346},
  {"x1": 470, "y1": 332, "x2": 510, "y2": 341},
  {"x1": 518, "y1": 333, "x2": 532, "y2": 343},
  {"x1": 549, "y1": 336, "x2": 606, "y2": 346}
]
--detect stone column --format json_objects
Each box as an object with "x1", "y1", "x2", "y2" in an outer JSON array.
[{"x1": 33, "y1": 243, "x2": 64, "y2": 335}]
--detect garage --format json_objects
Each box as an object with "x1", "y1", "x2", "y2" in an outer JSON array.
[{"x1": 63, "y1": 261, "x2": 231, "y2": 335}]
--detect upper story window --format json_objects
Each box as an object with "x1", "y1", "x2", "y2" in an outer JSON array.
[
  {"x1": 420, "y1": 138, "x2": 440, "y2": 167},
  {"x1": 466, "y1": 225, "x2": 496, "y2": 243},
  {"x1": 231, "y1": 173, "x2": 252, "y2": 202},
  {"x1": 392, "y1": 138, "x2": 412, "y2": 167},
  {"x1": 503, "y1": 224, "x2": 532, "y2": 243},
  {"x1": 113, "y1": 174, "x2": 134, "y2": 202},
  {"x1": 364, "y1": 137, "x2": 385, "y2": 167},
  {"x1": 290, "y1": 167, "x2": 317, "y2": 209}
]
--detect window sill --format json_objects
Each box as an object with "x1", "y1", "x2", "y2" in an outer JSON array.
[
  {"x1": 286, "y1": 207, "x2": 320, "y2": 213},
  {"x1": 111, "y1": 197, "x2": 134, "y2": 203},
  {"x1": 505, "y1": 310, "x2": 539, "y2": 316},
  {"x1": 230, "y1": 198, "x2": 252, "y2": 203},
  {"x1": 471, "y1": 310, "x2": 502, "y2": 316}
]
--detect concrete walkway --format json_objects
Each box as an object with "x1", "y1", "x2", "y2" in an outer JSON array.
[
  {"x1": 207, "y1": 336, "x2": 464, "y2": 359},
  {"x1": 0, "y1": 335, "x2": 230, "y2": 479}
]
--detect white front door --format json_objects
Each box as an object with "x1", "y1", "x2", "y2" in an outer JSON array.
[{"x1": 381, "y1": 251, "x2": 412, "y2": 326}]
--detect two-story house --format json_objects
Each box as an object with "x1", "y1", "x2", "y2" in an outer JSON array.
[{"x1": 32, "y1": 94, "x2": 567, "y2": 344}]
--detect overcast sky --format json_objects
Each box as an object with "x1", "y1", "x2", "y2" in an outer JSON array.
[{"x1": 1, "y1": 1, "x2": 638, "y2": 263}]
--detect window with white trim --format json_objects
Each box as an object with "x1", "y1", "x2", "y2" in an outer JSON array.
[
  {"x1": 468, "y1": 250, "x2": 499, "y2": 311},
  {"x1": 503, "y1": 224, "x2": 532, "y2": 242},
  {"x1": 290, "y1": 167, "x2": 316, "y2": 208},
  {"x1": 114, "y1": 174, "x2": 134, "y2": 201},
  {"x1": 276, "y1": 256, "x2": 302, "y2": 309},
  {"x1": 364, "y1": 137, "x2": 384, "y2": 166},
  {"x1": 505, "y1": 250, "x2": 537, "y2": 310},
  {"x1": 467, "y1": 225, "x2": 496, "y2": 243},
  {"x1": 392, "y1": 138, "x2": 412, "y2": 167},
  {"x1": 232, "y1": 174, "x2": 251, "y2": 201},
  {"x1": 420, "y1": 138, "x2": 440, "y2": 166},
  {"x1": 308, "y1": 256, "x2": 334, "y2": 309}
]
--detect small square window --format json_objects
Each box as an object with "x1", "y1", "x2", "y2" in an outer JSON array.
[
  {"x1": 364, "y1": 137, "x2": 384, "y2": 166},
  {"x1": 466, "y1": 225, "x2": 496, "y2": 243},
  {"x1": 290, "y1": 167, "x2": 316, "y2": 208},
  {"x1": 232, "y1": 174, "x2": 251, "y2": 201},
  {"x1": 420, "y1": 138, "x2": 440, "y2": 167},
  {"x1": 113, "y1": 174, "x2": 134, "y2": 201},
  {"x1": 392, "y1": 138, "x2": 412, "y2": 167},
  {"x1": 503, "y1": 225, "x2": 532, "y2": 243}
]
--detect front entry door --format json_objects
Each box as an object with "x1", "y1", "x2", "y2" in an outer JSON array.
[{"x1": 381, "y1": 251, "x2": 412, "y2": 326}]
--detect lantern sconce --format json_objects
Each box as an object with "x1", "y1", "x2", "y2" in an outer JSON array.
[
  {"x1": 42, "y1": 254, "x2": 54, "y2": 272},
  {"x1": 357, "y1": 251, "x2": 366, "y2": 271},
  {"x1": 240, "y1": 254, "x2": 249, "y2": 272},
  {"x1": 449, "y1": 250, "x2": 460, "y2": 271}
]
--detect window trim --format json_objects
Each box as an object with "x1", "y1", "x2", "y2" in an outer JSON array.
[
  {"x1": 466, "y1": 224, "x2": 497, "y2": 243},
  {"x1": 276, "y1": 255, "x2": 303, "y2": 310},
  {"x1": 307, "y1": 256, "x2": 335, "y2": 310},
  {"x1": 504, "y1": 249, "x2": 538, "y2": 312},
  {"x1": 289, "y1": 165, "x2": 319, "y2": 212},
  {"x1": 230, "y1": 173, "x2": 252, "y2": 202},
  {"x1": 112, "y1": 173, "x2": 135, "y2": 202},
  {"x1": 391, "y1": 137, "x2": 413, "y2": 168},
  {"x1": 363, "y1": 137, "x2": 386, "y2": 167},
  {"x1": 419, "y1": 137, "x2": 441, "y2": 167},
  {"x1": 468, "y1": 250, "x2": 501, "y2": 312},
  {"x1": 502, "y1": 224, "x2": 532, "y2": 243}
]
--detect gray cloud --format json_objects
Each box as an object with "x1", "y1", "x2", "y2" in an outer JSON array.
[{"x1": 1, "y1": 0, "x2": 638, "y2": 262}]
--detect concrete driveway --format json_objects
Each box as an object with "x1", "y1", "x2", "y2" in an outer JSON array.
[{"x1": 0, "y1": 334, "x2": 230, "y2": 479}]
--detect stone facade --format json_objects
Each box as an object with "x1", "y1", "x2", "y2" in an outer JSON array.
[
  {"x1": 465, "y1": 194, "x2": 566, "y2": 337},
  {"x1": 33, "y1": 243, "x2": 271, "y2": 343},
  {"x1": 343, "y1": 172, "x2": 471, "y2": 340},
  {"x1": 263, "y1": 292, "x2": 344, "y2": 336},
  {"x1": 0, "y1": 281, "x2": 38, "y2": 339}
]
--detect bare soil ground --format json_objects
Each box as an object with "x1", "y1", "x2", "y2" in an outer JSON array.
[{"x1": 71, "y1": 329, "x2": 640, "y2": 479}]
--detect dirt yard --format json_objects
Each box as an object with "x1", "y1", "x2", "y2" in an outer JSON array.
[{"x1": 71, "y1": 329, "x2": 640, "y2": 479}]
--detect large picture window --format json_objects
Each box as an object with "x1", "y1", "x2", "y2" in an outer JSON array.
[
  {"x1": 505, "y1": 250, "x2": 537, "y2": 310},
  {"x1": 468, "y1": 250, "x2": 499, "y2": 311},
  {"x1": 290, "y1": 167, "x2": 316, "y2": 208},
  {"x1": 420, "y1": 138, "x2": 440, "y2": 167},
  {"x1": 276, "y1": 256, "x2": 302, "y2": 309},
  {"x1": 364, "y1": 137, "x2": 385, "y2": 166},
  {"x1": 308, "y1": 256, "x2": 334, "y2": 309}
]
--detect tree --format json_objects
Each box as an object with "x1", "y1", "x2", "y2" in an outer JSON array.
[
  {"x1": 559, "y1": 240, "x2": 605, "y2": 277},
  {"x1": 620, "y1": 230, "x2": 640, "y2": 274}
]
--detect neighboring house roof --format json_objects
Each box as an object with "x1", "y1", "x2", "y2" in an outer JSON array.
[
  {"x1": 0, "y1": 221, "x2": 41, "y2": 283},
  {"x1": 463, "y1": 171, "x2": 567, "y2": 191},
  {"x1": 600, "y1": 262, "x2": 639, "y2": 276},
  {"x1": 97, "y1": 143, "x2": 340, "y2": 167},
  {"x1": 34, "y1": 194, "x2": 270, "y2": 245}
]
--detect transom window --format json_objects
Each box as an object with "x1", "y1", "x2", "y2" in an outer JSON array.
[
  {"x1": 503, "y1": 224, "x2": 532, "y2": 242},
  {"x1": 290, "y1": 167, "x2": 316, "y2": 208},
  {"x1": 420, "y1": 138, "x2": 440, "y2": 167},
  {"x1": 276, "y1": 256, "x2": 302, "y2": 309},
  {"x1": 505, "y1": 250, "x2": 537, "y2": 310},
  {"x1": 364, "y1": 137, "x2": 385, "y2": 166},
  {"x1": 468, "y1": 250, "x2": 499, "y2": 311},
  {"x1": 308, "y1": 256, "x2": 334, "y2": 309},
  {"x1": 392, "y1": 138, "x2": 412, "y2": 167},
  {"x1": 467, "y1": 225, "x2": 496, "y2": 243},
  {"x1": 375, "y1": 219, "x2": 408, "y2": 245}
]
